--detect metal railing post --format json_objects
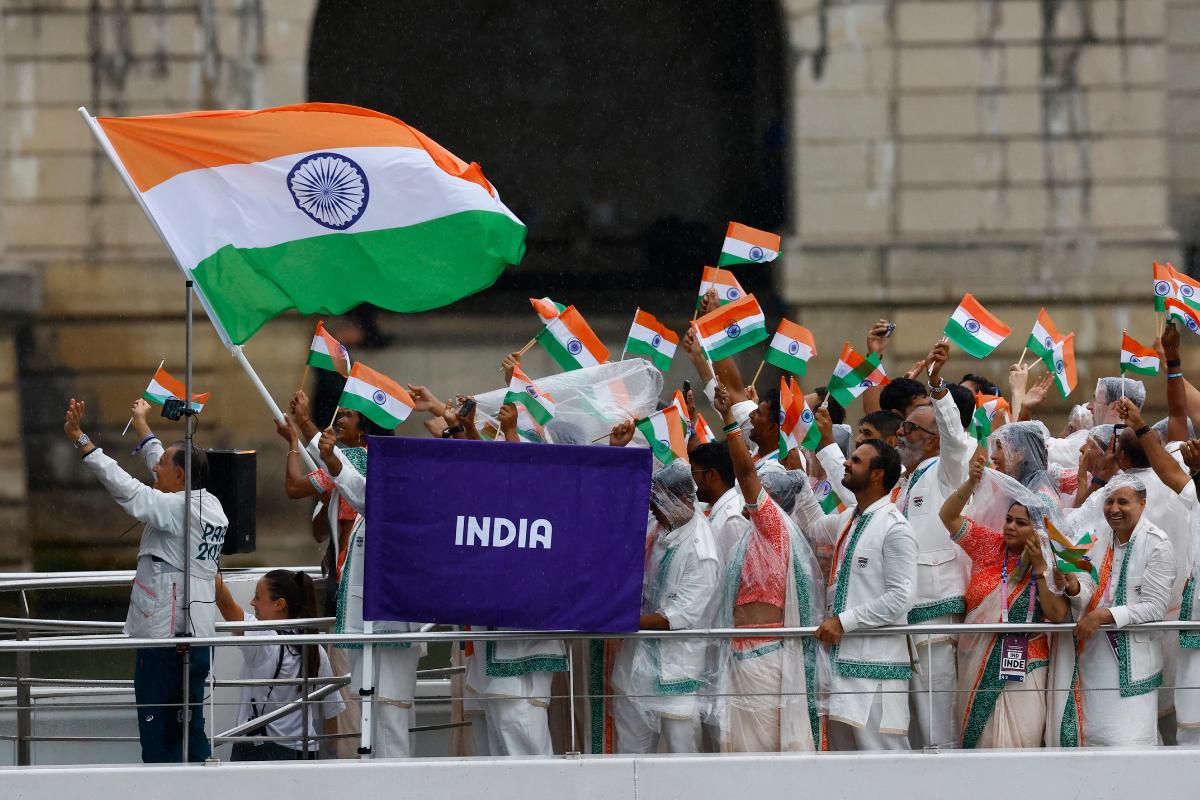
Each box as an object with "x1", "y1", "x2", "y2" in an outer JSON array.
[
  {"x1": 16, "y1": 590, "x2": 32, "y2": 766},
  {"x1": 566, "y1": 644, "x2": 579, "y2": 757}
]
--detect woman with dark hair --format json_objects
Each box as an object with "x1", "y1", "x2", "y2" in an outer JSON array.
[
  {"x1": 939, "y1": 454, "x2": 1072, "y2": 748},
  {"x1": 214, "y1": 570, "x2": 345, "y2": 760}
]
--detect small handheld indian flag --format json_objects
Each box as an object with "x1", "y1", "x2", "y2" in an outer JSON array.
[
  {"x1": 717, "y1": 222, "x2": 780, "y2": 267},
  {"x1": 143, "y1": 366, "x2": 210, "y2": 412},
  {"x1": 1045, "y1": 518, "x2": 1099, "y2": 582},
  {"x1": 693, "y1": 413, "x2": 713, "y2": 445},
  {"x1": 1153, "y1": 261, "x2": 1174, "y2": 313},
  {"x1": 1025, "y1": 308, "x2": 1063, "y2": 372},
  {"x1": 307, "y1": 320, "x2": 351, "y2": 377},
  {"x1": 815, "y1": 479, "x2": 845, "y2": 514},
  {"x1": 535, "y1": 305, "x2": 609, "y2": 371},
  {"x1": 503, "y1": 366, "x2": 556, "y2": 425},
  {"x1": 625, "y1": 308, "x2": 678, "y2": 372},
  {"x1": 968, "y1": 394, "x2": 1010, "y2": 446},
  {"x1": 1120, "y1": 331, "x2": 1159, "y2": 376},
  {"x1": 827, "y1": 343, "x2": 888, "y2": 408},
  {"x1": 1153, "y1": 262, "x2": 1200, "y2": 332},
  {"x1": 696, "y1": 266, "x2": 745, "y2": 308},
  {"x1": 779, "y1": 377, "x2": 820, "y2": 458},
  {"x1": 1050, "y1": 333, "x2": 1078, "y2": 399},
  {"x1": 338, "y1": 362, "x2": 414, "y2": 429},
  {"x1": 694, "y1": 294, "x2": 769, "y2": 361},
  {"x1": 671, "y1": 389, "x2": 692, "y2": 433},
  {"x1": 635, "y1": 405, "x2": 688, "y2": 465},
  {"x1": 529, "y1": 296, "x2": 566, "y2": 324},
  {"x1": 943, "y1": 293, "x2": 1011, "y2": 359},
  {"x1": 764, "y1": 319, "x2": 816, "y2": 376}
]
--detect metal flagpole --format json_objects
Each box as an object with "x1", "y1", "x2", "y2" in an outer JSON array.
[{"x1": 181, "y1": 279, "x2": 193, "y2": 763}]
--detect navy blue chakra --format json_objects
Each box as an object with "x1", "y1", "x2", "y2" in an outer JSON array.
[{"x1": 288, "y1": 152, "x2": 370, "y2": 230}]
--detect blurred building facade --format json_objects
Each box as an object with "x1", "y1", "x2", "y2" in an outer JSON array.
[{"x1": 0, "y1": 0, "x2": 1193, "y2": 569}]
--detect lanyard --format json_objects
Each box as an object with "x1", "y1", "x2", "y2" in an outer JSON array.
[{"x1": 1000, "y1": 545, "x2": 1037, "y2": 624}]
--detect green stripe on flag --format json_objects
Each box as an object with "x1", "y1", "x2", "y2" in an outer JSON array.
[
  {"x1": 764, "y1": 348, "x2": 808, "y2": 376},
  {"x1": 504, "y1": 390, "x2": 554, "y2": 425},
  {"x1": 625, "y1": 338, "x2": 672, "y2": 372},
  {"x1": 307, "y1": 350, "x2": 340, "y2": 372},
  {"x1": 536, "y1": 326, "x2": 585, "y2": 371},
  {"x1": 944, "y1": 320, "x2": 998, "y2": 359},
  {"x1": 192, "y1": 210, "x2": 526, "y2": 344},
  {"x1": 1121, "y1": 363, "x2": 1158, "y2": 377},
  {"x1": 717, "y1": 253, "x2": 755, "y2": 267},
  {"x1": 340, "y1": 390, "x2": 404, "y2": 430},
  {"x1": 635, "y1": 417, "x2": 677, "y2": 465},
  {"x1": 704, "y1": 321, "x2": 768, "y2": 361},
  {"x1": 143, "y1": 391, "x2": 168, "y2": 406},
  {"x1": 799, "y1": 423, "x2": 821, "y2": 450}
]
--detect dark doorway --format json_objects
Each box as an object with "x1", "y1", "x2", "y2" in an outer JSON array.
[{"x1": 308, "y1": 0, "x2": 787, "y2": 314}]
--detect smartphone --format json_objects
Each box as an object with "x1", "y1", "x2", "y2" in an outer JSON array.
[
  {"x1": 681, "y1": 379, "x2": 691, "y2": 395},
  {"x1": 883, "y1": 322, "x2": 896, "y2": 338},
  {"x1": 457, "y1": 398, "x2": 477, "y2": 419}
]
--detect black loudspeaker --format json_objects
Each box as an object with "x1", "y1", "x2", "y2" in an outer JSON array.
[{"x1": 205, "y1": 449, "x2": 257, "y2": 555}]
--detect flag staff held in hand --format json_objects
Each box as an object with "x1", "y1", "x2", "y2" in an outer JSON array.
[{"x1": 122, "y1": 357, "x2": 164, "y2": 436}]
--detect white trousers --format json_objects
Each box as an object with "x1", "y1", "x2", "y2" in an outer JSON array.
[
  {"x1": 827, "y1": 687, "x2": 910, "y2": 751},
  {"x1": 349, "y1": 646, "x2": 421, "y2": 758},
  {"x1": 909, "y1": 638, "x2": 959, "y2": 749},
  {"x1": 612, "y1": 695, "x2": 702, "y2": 754},
  {"x1": 1177, "y1": 726, "x2": 1200, "y2": 747},
  {"x1": 468, "y1": 697, "x2": 553, "y2": 756}
]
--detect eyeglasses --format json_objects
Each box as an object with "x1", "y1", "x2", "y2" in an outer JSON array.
[{"x1": 898, "y1": 420, "x2": 936, "y2": 436}]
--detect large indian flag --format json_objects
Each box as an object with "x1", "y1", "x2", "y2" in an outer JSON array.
[
  {"x1": 143, "y1": 366, "x2": 210, "y2": 412},
  {"x1": 943, "y1": 293, "x2": 1010, "y2": 359},
  {"x1": 89, "y1": 103, "x2": 526, "y2": 344},
  {"x1": 694, "y1": 294, "x2": 768, "y2": 361},
  {"x1": 339, "y1": 362, "x2": 414, "y2": 429},
  {"x1": 763, "y1": 318, "x2": 816, "y2": 375}
]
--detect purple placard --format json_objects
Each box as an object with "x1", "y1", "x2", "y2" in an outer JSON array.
[{"x1": 363, "y1": 437, "x2": 652, "y2": 633}]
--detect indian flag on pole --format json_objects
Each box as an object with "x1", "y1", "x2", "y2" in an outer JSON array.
[
  {"x1": 693, "y1": 413, "x2": 713, "y2": 445},
  {"x1": 815, "y1": 479, "x2": 845, "y2": 514},
  {"x1": 1120, "y1": 331, "x2": 1160, "y2": 376},
  {"x1": 625, "y1": 308, "x2": 678, "y2": 372},
  {"x1": 968, "y1": 394, "x2": 1010, "y2": 446},
  {"x1": 779, "y1": 377, "x2": 820, "y2": 457},
  {"x1": 143, "y1": 366, "x2": 210, "y2": 412},
  {"x1": 635, "y1": 405, "x2": 688, "y2": 465},
  {"x1": 694, "y1": 294, "x2": 768, "y2": 361},
  {"x1": 536, "y1": 306, "x2": 609, "y2": 371},
  {"x1": 530, "y1": 296, "x2": 566, "y2": 324},
  {"x1": 1051, "y1": 333, "x2": 1078, "y2": 399},
  {"x1": 1025, "y1": 308, "x2": 1063, "y2": 371},
  {"x1": 339, "y1": 362, "x2": 415, "y2": 429},
  {"x1": 717, "y1": 222, "x2": 780, "y2": 267},
  {"x1": 827, "y1": 343, "x2": 888, "y2": 408},
  {"x1": 1154, "y1": 261, "x2": 1175, "y2": 312},
  {"x1": 696, "y1": 266, "x2": 745, "y2": 308},
  {"x1": 307, "y1": 320, "x2": 351, "y2": 376},
  {"x1": 89, "y1": 103, "x2": 526, "y2": 345},
  {"x1": 764, "y1": 319, "x2": 816, "y2": 376},
  {"x1": 671, "y1": 390, "x2": 693, "y2": 435},
  {"x1": 503, "y1": 366, "x2": 556, "y2": 425},
  {"x1": 1045, "y1": 518, "x2": 1099, "y2": 582},
  {"x1": 943, "y1": 293, "x2": 1011, "y2": 359}
]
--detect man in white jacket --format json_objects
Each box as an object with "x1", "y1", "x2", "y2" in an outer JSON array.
[
  {"x1": 64, "y1": 397, "x2": 227, "y2": 763},
  {"x1": 611, "y1": 460, "x2": 722, "y2": 753}
]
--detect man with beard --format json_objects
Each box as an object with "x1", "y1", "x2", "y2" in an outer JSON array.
[
  {"x1": 792, "y1": 438, "x2": 917, "y2": 750},
  {"x1": 892, "y1": 340, "x2": 976, "y2": 749}
]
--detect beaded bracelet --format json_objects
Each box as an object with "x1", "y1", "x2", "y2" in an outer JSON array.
[{"x1": 722, "y1": 422, "x2": 740, "y2": 434}]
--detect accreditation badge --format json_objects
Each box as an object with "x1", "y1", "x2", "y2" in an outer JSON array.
[{"x1": 998, "y1": 634, "x2": 1028, "y2": 682}]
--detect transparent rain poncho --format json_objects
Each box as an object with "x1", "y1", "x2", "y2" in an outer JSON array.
[
  {"x1": 1095, "y1": 376, "x2": 1147, "y2": 410},
  {"x1": 962, "y1": 466, "x2": 1062, "y2": 592},
  {"x1": 988, "y1": 420, "x2": 1060, "y2": 501},
  {"x1": 711, "y1": 471, "x2": 828, "y2": 752},
  {"x1": 832, "y1": 424, "x2": 853, "y2": 458},
  {"x1": 1065, "y1": 404, "x2": 1094, "y2": 435},
  {"x1": 473, "y1": 359, "x2": 663, "y2": 445},
  {"x1": 612, "y1": 461, "x2": 722, "y2": 732}
]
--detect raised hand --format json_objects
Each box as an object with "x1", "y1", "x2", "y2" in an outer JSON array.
[
  {"x1": 318, "y1": 428, "x2": 340, "y2": 474},
  {"x1": 1023, "y1": 373, "x2": 1054, "y2": 412},
  {"x1": 866, "y1": 319, "x2": 893, "y2": 355},
  {"x1": 608, "y1": 419, "x2": 636, "y2": 447},
  {"x1": 1163, "y1": 320, "x2": 1181, "y2": 359},
  {"x1": 274, "y1": 413, "x2": 297, "y2": 445},
  {"x1": 968, "y1": 450, "x2": 987, "y2": 485},
  {"x1": 290, "y1": 390, "x2": 312, "y2": 425},
  {"x1": 698, "y1": 288, "x2": 720, "y2": 317},
  {"x1": 407, "y1": 384, "x2": 445, "y2": 416},
  {"x1": 64, "y1": 398, "x2": 86, "y2": 440},
  {"x1": 926, "y1": 339, "x2": 950, "y2": 386},
  {"x1": 1118, "y1": 396, "x2": 1145, "y2": 429},
  {"x1": 498, "y1": 403, "x2": 518, "y2": 434},
  {"x1": 713, "y1": 383, "x2": 733, "y2": 418},
  {"x1": 501, "y1": 352, "x2": 521, "y2": 384},
  {"x1": 904, "y1": 360, "x2": 928, "y2": 381}
]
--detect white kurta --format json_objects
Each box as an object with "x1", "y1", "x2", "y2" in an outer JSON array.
[
  {"x1": 706, "y1": 486, "x2": 747, "y2": 564},
  {"x1": 81, "y1": 440, "x2": 227, "y2": 638}
]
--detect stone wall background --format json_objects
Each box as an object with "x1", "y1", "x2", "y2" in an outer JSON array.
[{"x1": 0, "y1": 0, "x2": 1194, "y2": 570}]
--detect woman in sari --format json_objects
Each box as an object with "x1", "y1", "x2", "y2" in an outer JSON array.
[{"x1": 940, "y1": 453, "x2": 1073, "y2": 748}]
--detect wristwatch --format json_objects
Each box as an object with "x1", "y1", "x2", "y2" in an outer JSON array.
[
  {"x1": 928, "y1": 377, "x2": 947, "y2": 392},
  {"x1": 73, "y1": 433, "x2": 91, "y2": 449}
]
